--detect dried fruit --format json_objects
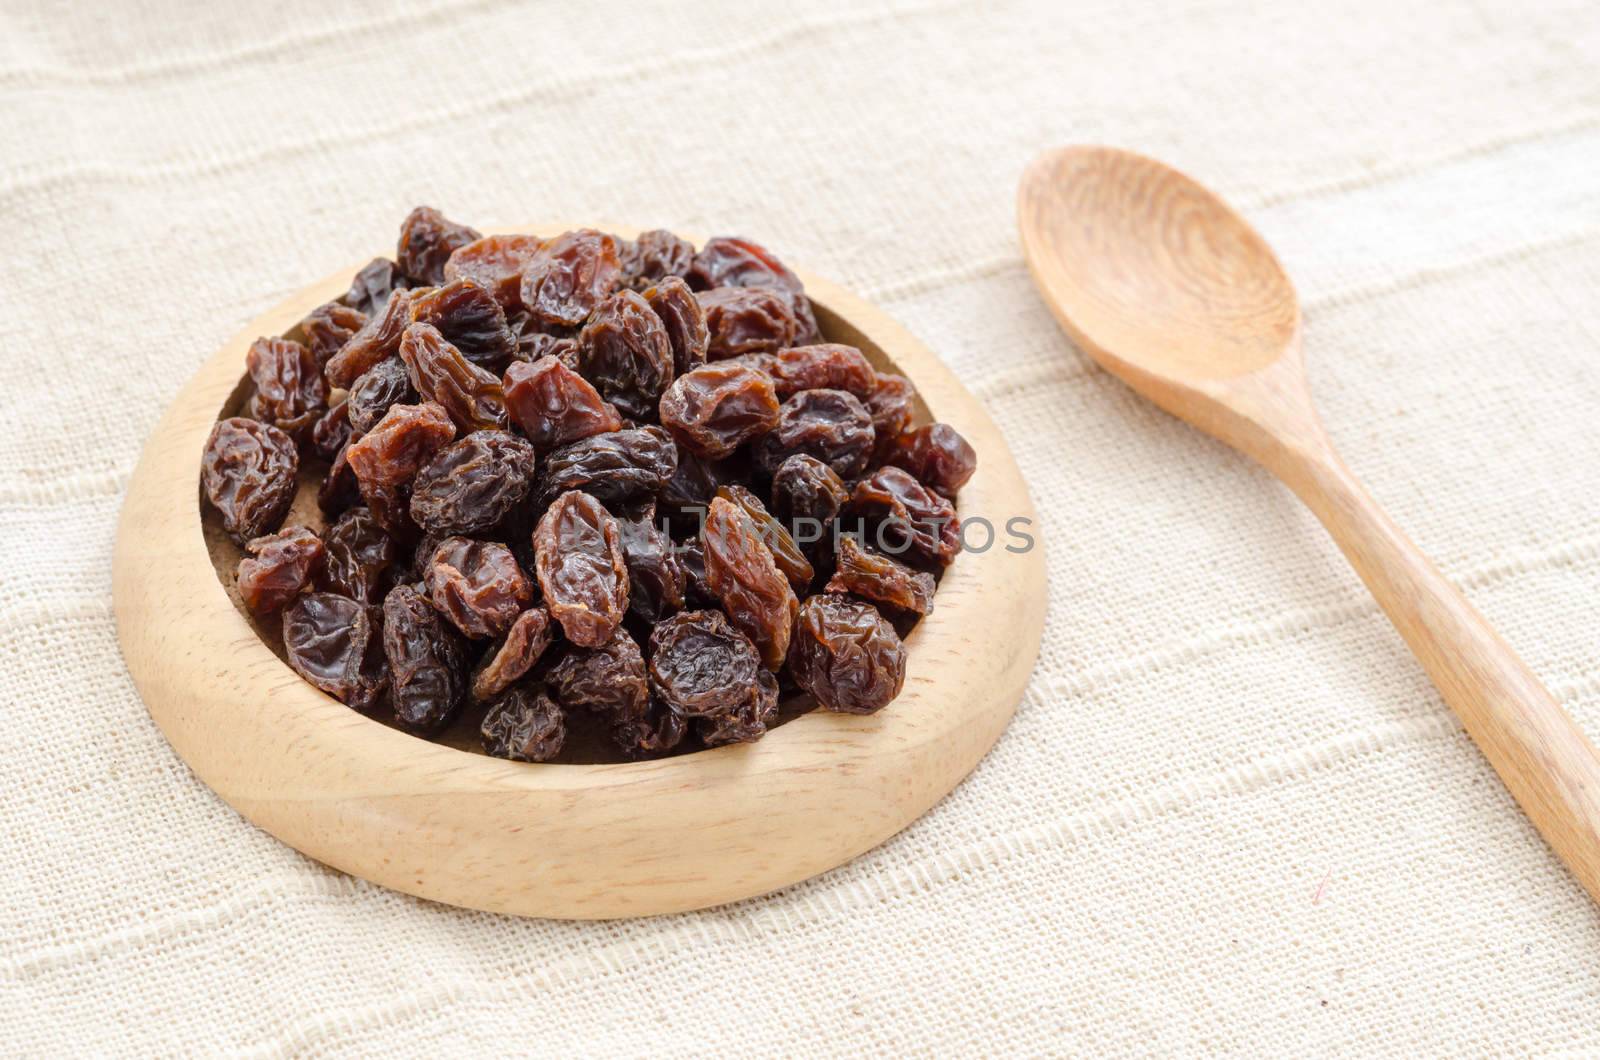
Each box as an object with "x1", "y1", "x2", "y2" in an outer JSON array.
[
  {"x1": 826, "y1": 535, "x2": 934, "y2": 615},
  {"x1": 698, "y1": 287, "x2": 798, "y2": 359},
  {"x1": 283, "y1": 592, "x2": 387, "y2": 711},
  {"x1": 865, "y1": 371, "x2": 916, "y2": 460},
  {"x1": 517, "y1": 328, "x2": 579, "y2": 365},
  {"x1": 408, "y1": 278, "x2": 518, "y2": 371},
  {"x1": 769, "y1": 343, "x2": 875, "y2": 399},
  {"x1": 202, "y1": 417, "x2": 298, "y2": 544},
  {"x1": 341, "y1": 257, "x2": 403, "y2": 316},
  {"x1": 753, "y1": 389, "x2": 875, "y2": 478},
  {"x1": 641, "y1": 276, "x2": 708, "y2": 376},
  {"x1": 575, "y1": 288, "x2": 674, "y2": 420},
  {"x1": 237, "y1": 526, "x2": 323, "y2": 613},
  {"x1": 245, "y1": 336, "x2": 327, "y2": 443},
  {"x1": 470, "y1": 606, "x2": 554, "y2": 702},
  {"x1": 647, "y1": 610, "x2": 761, "y2": 717},
  {"x1": 538, "y1": 426, "x2": 678, "y2": 508},
  {"x1": 533, "y1": 490, "x2": 628, "y2": 647},
  {"x1": 611, "y1": 698, "x2": 688, "y2": 758},
  {"x1": 345, "y1": 401, "x2": 456, "y2": 488},
  {"x1": 320, "y1": 507, "x2": 399, "y2": 605},
  {"x1": 716, "y1": 483, "x2": 813, "y2": 593},
  {"x1": 399, "y1": 322, "x2": 508, "y2": 433},
  {"x1": 617, "y1": 503, "x2": 684, "y2": 624},
  {"x1": 409, "y1": 430, "x2": 537, "y2": 535},
  {"x1": 702, "y1": 496, "x2": 798, "y2": 669},
  {"x1": 480, "y1": 687, "x2": 565, "y2": 762},
  {"x1": 345, "y1": 356, "x2": 418, "y2": 435},
  {"x1": 397, "y1": 206, "x2": 481, "y2": 286},
  {"x1": 310, "y1": 400, "x2": 352, "y2": 462},
  {"x1": 688, "y1": 235, "x2": 819, "y2": 343},
  {"x1": 325, "y1": 288, "x2": 415, "y2": 389},
  {"x1": 298, "y1": 301, "x2": 368, "y2": 366},
  {"x1": 787, "y1": 593, "x2": 906, "y2": 714},
  {"x1": 424, "y1": 537, "x2": 534, "y2": 639},
  {"x1": 847, "y1": 466, "x2": 959, "y2": 566},
  {"x1": 660, "y1": 449, "x2": 735, "y2": 513},
  {"x1": 503, "y1": 357, "x2": 622, "y2": 452},
  {"x1": 383, "y1": 583, "x2": 468, "y2": 734},
  {"x1": 888, "y1": 422, "x2": 977, "y2": 497},
  {"x1": 520, "y1": 228, "x2": 622, "y2": 329},
  {"x1": 317, "y1": 440, "x2": 361, "y2": 517},
  {"x1": 547, "y1": 629, "x2": 649, "y2": 721},
  {"x1": 697, "y1": 668, "x2": 779, "y2": 747},
  {"x1": 658, "y1": 363, "x2": 779, "y2": 460},
  {"x1": 445, "y1": 234, "x2": 544, "y2": 308},
  {"x1": 625, "y1": 229, "x2": 695, "y2": 289},
  {"x1": 770, "y1": 454, "x2": 849, "y2": 530}
]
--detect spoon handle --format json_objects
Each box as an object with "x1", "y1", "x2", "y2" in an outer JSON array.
[{"x1": 1284, "y1": 450, "x2": 1600, "y2": 899}]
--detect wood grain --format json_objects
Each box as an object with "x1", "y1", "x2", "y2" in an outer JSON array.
[
  {"x1": 1019, "y1": 146, "x2": 1600, "y2": 904},
  {"x1": 113, "y1": 227, "x2": 1047, "y2": 919}
]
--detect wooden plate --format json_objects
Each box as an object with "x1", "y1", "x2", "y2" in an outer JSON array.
[{"x1": 113, "y1": 227, "x2": 1047, "y2": 919}]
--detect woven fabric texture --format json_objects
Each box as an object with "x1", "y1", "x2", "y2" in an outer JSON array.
[{"x1": 3, "y1": 0, "x2": 1599, "y2": 1054}]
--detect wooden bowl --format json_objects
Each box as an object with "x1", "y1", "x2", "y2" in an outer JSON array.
[{"x1": 113, "y1": 228, "x2": 1047, "y2": 919}]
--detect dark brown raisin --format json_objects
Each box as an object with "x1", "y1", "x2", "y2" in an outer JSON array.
[
  {"x1": 642, "y1": 276, "x2": 708, "y2": 376},
  {"x1": 317, "y1": 440, "x2": 362, "y2": 517},
  {"x1": 298, "y1": 302, "x2": 368, "y2": 367},
  {"x1": 716, "y1": 483, "x2": 813, "y2": 593},
  {"x1": 503, "y1": 357, "x2": 622, "y2": 452},
  {"x1": 625, "y1": 229, "x2": 695, "y2": 289},
  {"x1": 520, "y1": 228, "x2": 623, "y2": 329},
  {"x1": 383, "y1": 582, "x2": 468, "y2": 734},
  {"x1": 658, "y1": 363, "x2": 779, "y2": 460},
  {"x1": 201, "y1": 417, "x2": 298, "y2": 544},
  {"x1": 702, "y1": 496, "x2": 798, "y2": 670},
  {"x1": 423, "y1": 537, "x2": 534, "y2": 639},
  {"x1": 310, "y1": 399, "x2": 352, "y2": 462},
  {"x1": 533, "y1": 490, "x2": 629, "y2": 647},
  {"x1": 769, "y1": 343, "x2": 875, "y2": 399},
  {"x1": 397, "y1": 206, "x2": 482, "y2": 287},
  {"x1": 345, "y1": 356, "x2": 417, "y2": 435},
  {"x1": 888, "y1": 423, "x2": 977, "y2": 497},
  {"x1": 517, "y1": 328, "x2": 580, "y2": 365},
  {"x1": 647, "y1": 610, "x2": 761, "y2": 718},
  {"x1": 538, "y1": 426, "x2": 678, "y2": 508},
  {"x1": 320, "y1": 507, "x2": 399, "y2": 605},
  {"x1": 547, "y1": 629, "x2": 649, "y2": 721},
  {"x1": 408, "y1": 278, "x2": 518, "y2": 372},
  {"x1": 409, "y1": 430, "x2": 537, "y2": 535},
  {"x1": 697, "y1": 668, "x2": 779, "y2": 747},
  {"x1": 325, "y1": 288, "x2": 415, "y2": 389},
  {"x1": 445, "y1": 234, "x2": 544, "y2": 308},
  {"x1": 575, "y1": 288, "x2": 674, "y2": 420},
  {"x1": 617, "y1": 503, "x2": 684, "y2": 624},
  {"x1": 826, "y1": 535, "x2": 935, "y2": 615},
  {"x1": 480, "y1": 687, "x2": 565, "y2": 762},
  {"x1": 470, "y1": 606, "x2": 554, "y2": 702},
  {"x1": 341, "y1": 257, "x2": 402, "y2": 317},
  {"x1": 753, "y1": 389, "x2": 875, "y2": 479},
  {"x1": 245, "y1": 336, "x2": 327, "y2": 444},
  {"x1": 611, "y1": 698, "x2": 688, "y2": 759},
  {"x1": 865, "y1": 371, "x2": 916, "y2": 461},
  {"x1": 770, "y1": 454, "x2": 849, "y2": 530},
  {"x1": 345, "y1": 401, "x2": 456, "y2": 489},
  {"x1": 282, "y1": 592, "x2": 387, "y2": 711},
  {"x1": 688, "y1": 235, "x2": 819, "y2": 343},
  {"x1": 399, "y1": 322, "x2": 508, "y2": 433},
  {"x1": 847, "y1": 466, "x2": 959, "y2": 566},
  {"x1": 660, "y1": 449, "x2": 736, "y2": 513},
  {"x1": 787, "y1": 593, "x2": 905, "y2": 713},
  {"x1": 237, "y1": 525, "x2": 323, "y2": 614},
  {"x1": 698, "y1": 287, "x2": 798, "y2": 359}
]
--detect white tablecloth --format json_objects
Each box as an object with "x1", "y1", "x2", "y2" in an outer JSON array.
[{"x1": 4, "y1": 0, "x2": 1599, "y2": 1053}]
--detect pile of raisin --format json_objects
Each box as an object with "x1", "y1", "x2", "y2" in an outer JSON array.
[{"x1": 200, "y1": 209, "x2": 977, "y2": 763}]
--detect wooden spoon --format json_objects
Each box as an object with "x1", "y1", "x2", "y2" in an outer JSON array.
[{"x1": 1018, "y1": 145, "x2": 1600, "y2": 901}]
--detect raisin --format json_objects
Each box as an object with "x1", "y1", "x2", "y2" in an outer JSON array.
[
  {"x1": 346, "y1": 357, "x2": 417, "y2": 435},
  {"x1": 409, "y1": 430, "x2": 537, "y2": 535},
  {"x1": 518, "y1": 328, "x2": 579, "y2": 365},
  {"x1": 282, "y1": 592, "x2": 387, "y2": 712},
  {"x1": 325, "y1": 288, "x2": 415, "y2": 389},
  {"x1": 533, "y1": 490, "x2": 629, "y2": 647},
  {"x1": 470, "y1": 606, "x2": 554, "y2": 702},
  {"x1": 647, "y1": 610, "x2": 761, "y2": 717},
  {"x1": 503, "y1": 357, "x2": 622, "y2": 452},
  {"x1": 847, "y1": 466, "x2": 959, "y2": 566},
  {"x1": 520, "y1": 228, "x2": 622, "y2": 329},
  {"x1": 423, "y1": 537, "x2": 534, "y2": 639},
  {"x1": 320, "y1": 507, "x2": 400, "y2": 605},
  {"x1": 480, "y1": 687, "x2": 565, "y2": 762},
  {"x1": 769, "y1": 343, "x2": 875, "y2": 399},
  {"x1": 408, "y1": 278, "x2": 518, "y2": 372},
  {"x1": 237, "y1": 525, "x2": 323, "y2": 614},
  {"x1": 753, "y1": 389, "x2": 875, "y2": 478},
  {"x1": 688, "y1": 235, "x2": 819, "y2": 343},
  {"x1": 826, "y1": 535, "x2": 934, "y2": 615},
  {"x1": 611, "y1": 698, "x2": 688, "y2": 759},
  {"x1": 888, "y1": 423, "x2": 977, "y2": 497},
  {"x1": 698, "y1": 287, "x2": 797, "y2": 359},
  {"x1": 445, "y1": 234, "x2": 544, "y2": 308},
  {"x1": 318, "y1": 440, "x2": 362, "y2": 517},
  {"x1": 575, "y1": 288, "x2": 674, "y2": 420},
  {"x1": 397, "y1": 206, "x2": 482, "y2": 287},
  {"x1": 245, "y1": 336, "x2": 327, "y2": 444},
  {"x1": 865, "y1": 371, "x2": 916, "y2": 461},
  {"x1": 787, "y1": 594, "x2": 905, "y2": 714},
  {"x1": 538, "y1": 426, "x2": 678, "y2": 508},
  {"x1": 345, "y1": 401, "x2": 456, "y2": 488},
  {"x1": 702, "y1": 496, "x2": 798, "y2": 669},
  {"x1": 625, "y1": 229, "x2": 695, "y2": 289},
  {"x1": 658, "y1": 363, "x2": 779, "y2": 460},
  {"x1": 294, "y1": 303, "x2": 360, "y2": 364},
  {"x1": 341, "y1": 257, "x2": 403, "y2": 317},
  {"x1": 310, "y1": 399, "x2": 353, "y2": 462},
  {"x1": 383, "y1": 582, "x2": 469, "y2": 734},
  {"x1": 642, "y1": 276, "x2": 708, "y2": 376},
  {"x1": 660, "y1": 449, "x2": 735, "y2": 513},
  {"x1": 617, "y1": 503, "x2": 684, "y2": 624},
  {"x1": 399, "y1": 322, "x2": 508, "y2": 433},
  {"x1": 770, "y1": 454, "x2": 849, "y2": 530},
  {"x1": 201, "y1": 417, "x2": 298, "y2": 544},
  {"x1": 547, "y1": 629, "x2": 649, "y2": 721},
  {"x1": 716, "y1": 483, "x2": 813, "y2": 593},
  {"x1": 697, "y1": 668, "x2": 779, "y2": 747},
  {"x1": 359, "y1": 477, "x2": 417, "y2": 540}
]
